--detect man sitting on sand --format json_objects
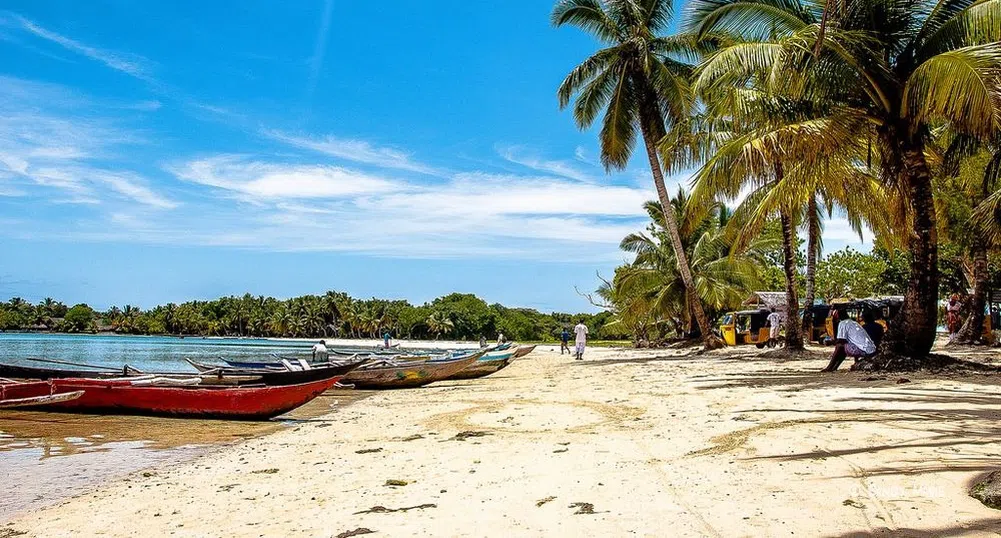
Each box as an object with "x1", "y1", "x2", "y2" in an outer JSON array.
[
  {"x1": 312, "y1": 339, "x2": 328, "y2": 362},
  {"x1": 822, "y1": 317, "x2": 876, "y2": 372},
  {"x1": 573, "y1": 321, "x2": 588, "y2": 361}
]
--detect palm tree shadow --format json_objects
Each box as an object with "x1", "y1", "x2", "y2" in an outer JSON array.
[{"x1": 822, "y1": 518, "x2": 1001, "y2": 538}]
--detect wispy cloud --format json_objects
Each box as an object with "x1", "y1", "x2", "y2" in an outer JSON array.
[
  {"x1": 2, "y1": 13, "x2": 153, "y2": 81},
  {"x1": 498, "y1": 145, "x2": 598, "y2": 183},
  {"x1": 172, "y1": 155, "x2": 396, "y2": 200},
  {"x1": 307, "y1": 0, "x2": 336, "y2": 99},
  {"x1": 0, "y1": 76, "x2": 176, "y2": 209},
  {"x1": 262, "y1": 129, "x2": 444, "y2": 176}
]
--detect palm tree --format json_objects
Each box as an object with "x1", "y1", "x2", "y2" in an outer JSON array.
[
  {"x1": 687, "y1": 0, "x2": 1001, "y2": 358},
  {"x1": 611, "y1": 191, "x2": 776, "y2": 341},
  {"x1": 427, "y1": 311, "x2": 454, "y2": 340},
  {"x1": 553, "y1": 0, "x2": 723, "y2": 348}
]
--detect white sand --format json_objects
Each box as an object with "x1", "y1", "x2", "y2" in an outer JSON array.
[{"x1": 6, "y1": 344, "x2": 1001, "y2": 537}]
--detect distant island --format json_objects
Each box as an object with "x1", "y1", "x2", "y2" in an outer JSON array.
[{"x1": 0, "y1": 292, "x2": 622, "y2": 343}]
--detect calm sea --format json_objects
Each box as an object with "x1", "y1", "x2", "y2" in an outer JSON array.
[{"x1": 0, "y1": 333, "x2": 315, "y2": 373}]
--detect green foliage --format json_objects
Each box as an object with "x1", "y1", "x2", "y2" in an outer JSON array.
[
  {"x1": 0, "y1": 293, "x2": 603, "y2": 343},
  {"x1": 814, "y1": 247, "x2": 890, "y2": 300},
  {"x1": 62, "y1": 304, "x2": 96, "y2": 333}
]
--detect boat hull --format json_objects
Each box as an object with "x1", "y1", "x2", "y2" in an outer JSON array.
[
  {"x1": 343, "y1": 355, "x2": 479, "y2": 389},
  {"x1": 445, "y1": 358, "x2": 511, "y2": 380},
  {"x1": 16, "y1": 376, "x2": 342, "y2": 420}
]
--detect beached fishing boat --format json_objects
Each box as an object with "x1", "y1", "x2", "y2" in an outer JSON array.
[
  {"x1": 8, "y1": 375, "x2": 343, "y2": 420},
  {"x1": 342, "y1": 352, "x2": 482, "y2": 389},
  {"x1": 512, "y1": 344, "x2": 537, "y2": 358},
  {"x1": 0, "y1": 380, "x2": 85, "y2": 409},
  {"x1": 445, "y1": 356, "x2": 512, "y2": 380},
  {"x1": 0, "y1": 358, "x2": 363, "y2": 387}
]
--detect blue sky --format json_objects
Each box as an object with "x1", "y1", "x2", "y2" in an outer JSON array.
[{"x1": 0, "y1": 1, "x2": 869, "y2": 312}]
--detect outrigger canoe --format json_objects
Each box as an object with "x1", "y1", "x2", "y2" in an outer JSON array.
[
  {"x1": 342, "y1": 353, "x2": 482, "y2": 389},
  {"x1": 7, "y1": 375, "x2": 343, "y2": 420},
  {"x1": 512, "y1": 345, "x2": 537, "y2": 358},
  {"x1": 0, "y1": 380, "x2": 85, "y2": 409}
]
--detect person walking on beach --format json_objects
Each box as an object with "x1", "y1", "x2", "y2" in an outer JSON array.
[
  {"x1": 312, "y1": 339, "x2": 328, "y2": 362},
  {"x1": 947, "y1": 294, "x2": 962, "y2": 341},
  {"x1": 821, "y1": 317, "x2": 876, "y2": 372},
  {"x1": 383, "y1": 330, "x2": 392, "y2": 349},
  {"x1": 573, "y1": 321, "x2": 588, "y2": 360},
  {"x1": 766, "y1": 307, "x2": 781, "y2": 348},
  {"x1": 560, "y1": 327, "x2": 571, "y2": 355}
]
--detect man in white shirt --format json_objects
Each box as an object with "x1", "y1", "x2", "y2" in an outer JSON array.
[
  {"x1": 766, "y1": 308, "x2": 782, "y2": 347},
  {"x1": 822, "y1": 318, "x2": 876, "y2": 372},
  {"x1": 573, "y1": 321, "x2": 588, "y2": 361},
  {"x1": 311, "y1": 339, "x2": 328, "y2": 362}
]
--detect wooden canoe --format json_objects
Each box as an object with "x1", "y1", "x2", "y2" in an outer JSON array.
[
  {"x1": 512, "y1": 345, "x2": 537, "y2": 358},
  {"x1": 445, "y1": 357, "x2": 512, "y2": 380},
  {"x1": 342, "y1": 354, "x2": 481, "y2": 390},
  {"x1": 14, "y1": 375, "x2": 343, "y2": 420},
  {"x1": 1, "y1": 380, "x2": 84, "y2": 409}
]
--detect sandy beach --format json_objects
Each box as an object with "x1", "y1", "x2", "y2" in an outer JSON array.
[{"x1": 4, "y1": 343, "x2": 1001, "y2": 537}]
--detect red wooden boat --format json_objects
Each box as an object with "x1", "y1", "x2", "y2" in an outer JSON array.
[{"x1": 8, "y1": 376, "x2": 343, "y2": 420}]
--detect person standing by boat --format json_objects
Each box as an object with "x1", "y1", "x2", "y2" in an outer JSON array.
[
  {"x1": 383, "y1": 330, "x2": 392, "y2": 349},
  {"x1": 312, "y1": 339, "x2": 328, "y2": 362},
  {"x1": 560, "y1": 327, "x2": 570, "y2": 355},
  {"x1": 498, "y1": 332, "x2": 507, "y2": 344},
  {"x1": 573, "y1": 321, "x2": 588, "y2": 360}
]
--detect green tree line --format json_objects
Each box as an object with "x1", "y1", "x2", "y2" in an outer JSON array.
[{"x1": 0, "y1": 293, "x2": 626, "y2": 342}]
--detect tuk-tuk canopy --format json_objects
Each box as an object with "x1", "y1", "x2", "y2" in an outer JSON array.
[{"x1": 744, "y1": 291, "x2": 787, "y2": 311}]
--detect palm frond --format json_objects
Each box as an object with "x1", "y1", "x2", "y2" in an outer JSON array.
[
  {"x1": 903, "y1": 44, "x2": 1001, "y2": 137},
  {"x1": 551, "y1": 0, "x2": 624, "y2": 42}
]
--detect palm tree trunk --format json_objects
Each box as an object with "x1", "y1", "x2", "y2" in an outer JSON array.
[
  {"x1": 636, "y1": 89, "x2": 722, "y2": 350},
  {"x1": 898, "y1": 142, "x2": 939, "y2": 358},
  {"x1": 779, "y1": 199, "x2": 804, "y2": 350},
  {"x1": 800, "y1": 196, "x2": 820, "y2": 340},
  {"x1": 953, "y1": 244, "x2": 988, "y2": 344}
]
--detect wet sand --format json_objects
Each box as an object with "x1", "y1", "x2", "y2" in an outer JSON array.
[
  {"x1": 0, "y1": 390, "x2": 375, "y2": 521},
  {"x1": 5, "y1": 343, "x2": 1001, "y2": 536}
]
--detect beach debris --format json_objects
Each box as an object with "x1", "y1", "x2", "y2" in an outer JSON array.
[
  {"x1": 400, "y1": 434, "x2": 424, "y2": 442},
  {"x1": 971, "y1": 470, "x2": 1001, "y2": 510},
  {"x1": 896, "y1": 378, "x2": 911, "y2": 384},
  {"x1": 218, "y1": 484, "x2": 238, "y2": 492},
  {"x1": 251, "y1": 468, "x2": 279, "y2": 474},
  {"x1": 385, "y1": 479, "x2": 410, "y2": 487},
  {"x1": 0, "y1": 530, "x2": 27, "y2": 538},
  {"x1": 536, "y1": 496, "x2": 556, "y2": 507},
  {"x1": 842, "y1": 499, "x2": 865, "y2": 509},
  {"x1": 553, "y1": 448, "x2": 569, "y2": 453},
  {"x1": 356, "y1": 448, "x2": 383, "y2": 454},
  {"x1": 450, "y1": 431, "x2": 490, "y2": 441},
  {"x1": 336, "y1": 529, "x2": 375, "y2": 538},
  {"x1": 354, "y1": 504, "x2": 436, "y2": 515},
  {"x1": 569, "y1": 502, "x2": 595, "y2": 515},
  {"x1": 557, "y1": 442, "x2": 570, "y2": 446}
]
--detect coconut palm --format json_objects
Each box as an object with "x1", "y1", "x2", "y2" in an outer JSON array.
[
  {"x1": 686, "y1": 0, "x2": 1001, "y2": 357},
  {"x1": 610, "y1": 190, "x2": 777, "y2": 341},
  {"x1": 427, "y1": 311, "x2": 454, "y2": 340},
  {"x1": 552, "y1": 0, "x2": 723, "y2": 348}
]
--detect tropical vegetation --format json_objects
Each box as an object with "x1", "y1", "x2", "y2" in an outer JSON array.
[
  {"x1": 0, "y1": 293, "x2": 625, "y2": 343},
  {"x1": 555, "y1": 0, "x2": 1001, "y2": 359}
]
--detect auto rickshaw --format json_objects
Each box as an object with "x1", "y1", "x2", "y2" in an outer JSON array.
[
  {"x1": 804, "y1": 304, "x2": 831, "y2": 343},
  {"x1": 719, "y1": 308, "x2": 772, "y2": 348},
  {"x1": 822, "y1": 297, "x2": 903, "y2": 343}
]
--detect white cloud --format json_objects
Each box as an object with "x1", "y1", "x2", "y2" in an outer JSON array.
[
  {"x1": 262, "y1": 129, "x2": 443, "y2": 176},
  {"x1": 172, "y1": 156, "x2": 397, "y2": 200},
  {"x1": 498, "y1": 145, "x2": 598, "y2": 183},
  {"x1": 3, "y1": 13, "x2": 153, "y2": 80}
]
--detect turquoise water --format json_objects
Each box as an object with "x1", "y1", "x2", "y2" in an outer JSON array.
[{"x1": 0, "y1": 333, "x2": 314, "y2": 373}]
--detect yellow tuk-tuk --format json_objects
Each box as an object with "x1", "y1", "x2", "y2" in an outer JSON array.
[
  {"x1": 720, "y1": 308, "x2": 772, "y2": 348},
  {"x1": 822, "y1": 297, "x2": 903, "y2": 343}
]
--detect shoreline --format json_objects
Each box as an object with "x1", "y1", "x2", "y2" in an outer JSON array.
[{"x1": 5, "y1": 343, "x2": 1001, "y2": 536}]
